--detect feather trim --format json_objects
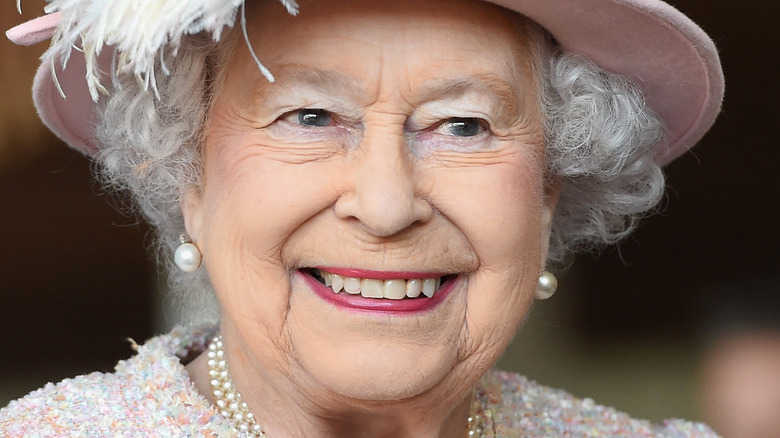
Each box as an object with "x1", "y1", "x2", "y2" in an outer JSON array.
[{"x1": 39, "y1": 0, "x2": 299, "y2": 101}]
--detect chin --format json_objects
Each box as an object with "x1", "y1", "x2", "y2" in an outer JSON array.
[
  {"x1": 295, "y1": 338, "x2": 461, "y2": 402},
  {"x1": 283, "y1": 271, "x2": 469, "y2": 402}
]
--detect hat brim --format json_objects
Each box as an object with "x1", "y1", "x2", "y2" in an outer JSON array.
[
  {"x1": 491, "y1": 0, "x2": 723, "y2": 164},
  {"x1": 12, "y1": 0, "x2": 723, "y2": 164}
]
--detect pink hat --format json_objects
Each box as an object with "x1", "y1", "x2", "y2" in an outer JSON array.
[{"x1": 7, "y1": 0, "x2": 723, "y2": 164}]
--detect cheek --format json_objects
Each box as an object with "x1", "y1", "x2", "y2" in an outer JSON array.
[
  {"x1": 432, "y1": 160, "x2": 544, "y2": 265},
  {"x1": 430, "y1": 158, "x2": 543, "y2": 360},
  {"x1": 195, "y1": 135, "x2": 344, "y2": 318},
  {"x1": 200, "y1": 130, "x2": 342, "y2": 242}
]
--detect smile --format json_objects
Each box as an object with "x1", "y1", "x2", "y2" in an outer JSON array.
[
  {"x1": 312, "y1": 268, "x2": 450, "y2": 299},
  {"x1": 301, "y1": 268, "x2": 459, "y2": 313}
]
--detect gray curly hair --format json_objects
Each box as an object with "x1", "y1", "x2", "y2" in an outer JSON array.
[{"x1": 95, "y1": 16, "x2": 664, "y2": 323}]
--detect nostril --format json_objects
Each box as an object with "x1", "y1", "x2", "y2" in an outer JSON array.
[
  {"x1": 334, "y1": 194, "x2": 427, "y2": 238},
  {"x1": 332, "y1": 148, "x2": 433, "y2": 237}
]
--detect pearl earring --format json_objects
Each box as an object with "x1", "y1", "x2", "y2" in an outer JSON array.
[
  {"x1": 174, "y1": 234, "x2": 202, "y2": 272},
  {"x1": 535, "y1": 271, "x2": 557, "y2": 300}
]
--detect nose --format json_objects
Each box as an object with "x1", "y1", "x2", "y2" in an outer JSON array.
[{"x1": 334, "y1": 129, "x2": 433, "y2": 237}]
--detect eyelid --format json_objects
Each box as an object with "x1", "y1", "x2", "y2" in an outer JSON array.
[
  {"x1": 280, "y1": 107, "x2": 366, "y2": 133},
  {"x1": 266, "y1": 108, "x2": 362, "y2": 150},
  {"x1": 410, "y1": 101, "x2": 497, "y2": 132},
  {"x1": 409, "y1": 116, "x2": 492, "y2": 138},
  {"x1": 432, "y1": 117, "x2": 490, "y2": 136},
  {"x1": 409, "y1": 127, "x2": 495, "y2": 157},
  {"x1": 279, "y1": 108, "x2": 334, "y2": 126},
  {"x1": 264, "y1": 85, "x2": 364, "y2": 121}
]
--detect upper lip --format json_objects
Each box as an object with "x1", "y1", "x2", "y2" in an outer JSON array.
[{"x1": 311, "y1": 266, "x2": 450, "y2": 280}]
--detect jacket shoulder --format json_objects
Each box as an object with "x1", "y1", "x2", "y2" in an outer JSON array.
[
  {"x1": 480, "y1": 370, "x2": 719, "y2": 437},
  {"x1": 0, "y1": 327, "x2": 228, "y2": 437}
]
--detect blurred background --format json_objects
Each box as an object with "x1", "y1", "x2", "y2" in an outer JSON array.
[{"x1": 1, "y1": 1, "x2": 778, "y2": 437}]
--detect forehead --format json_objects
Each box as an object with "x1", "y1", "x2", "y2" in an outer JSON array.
[{"x1": 219, "y1": 0, "x2": 543, "y2": 106}]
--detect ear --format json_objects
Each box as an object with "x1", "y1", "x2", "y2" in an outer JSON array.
[
  {"x1": 540, "y1": 177, "x2": 561, "y2": 265},
  {"x1": 181, "y1": 188, "x2": 204, "y2": 243}
]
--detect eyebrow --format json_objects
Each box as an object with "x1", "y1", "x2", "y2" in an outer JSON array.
[
  {"x1": 258, "y1": 66, "x2": 523, "y2": 117},
  {"x1": 414, "y1": 75, "x2": 523, "y2": 118},
  {"x1": 258, "y1": 65, "x2": 366, "y2": 104}
]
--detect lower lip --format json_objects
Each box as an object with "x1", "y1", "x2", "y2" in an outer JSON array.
[{"x1": 300, "y1": 270, "x2": 459, "y2": 314}]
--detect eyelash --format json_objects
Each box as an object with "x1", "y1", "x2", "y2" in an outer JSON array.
[
  {"x1": 280, "y1": 108, "x2": 337, "y2": 128},
  {"x1": 430, "y1": 117, "x2": 489, "y2": 137},
  {"x1": 273, "y1": 108, "x2": 495, "y2": 153},
  {"x1": 281, "y1": 109, "x2": 490, "y2": 135}
]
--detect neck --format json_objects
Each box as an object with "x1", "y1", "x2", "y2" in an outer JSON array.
[{"x1": 186, "y1": 335, "x2": 477, "y2": 438}]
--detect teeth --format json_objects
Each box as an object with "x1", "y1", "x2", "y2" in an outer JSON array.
[
  {"x1": 315, "y1": 270, "x2": 446, "y2": 300},
  {"x1": 384, "y1": 280, "x2": 406, "y2": 300},
  {"x1": 344, "y1": 277, "x2": 361, "y2": 295},
  {"x1": 331, "y1": 274, "x2": 343, "y2": 293},
  {"x1": 361, "y1": 279, "x2": 384, "y2": 298},
  {"x1": 422, "y1": 278, "x2": 436, "y2": 298},
  {"x1": 406, "y1": 279, "x2": 422, "y2": 298}
]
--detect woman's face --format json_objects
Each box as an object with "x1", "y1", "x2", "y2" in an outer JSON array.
[{"x1": 184, "y1": 0, "x2": 557, "y2": 407}]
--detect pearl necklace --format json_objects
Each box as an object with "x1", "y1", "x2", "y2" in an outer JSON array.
[
  {"x1": 207, "y1": 337, "x2": 266, "y2": 437},
  {"x1": 207, "y1": 335, "x2": 491, "y2": 437}
]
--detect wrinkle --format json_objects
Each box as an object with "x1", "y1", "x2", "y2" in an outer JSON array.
[{"x1": 425, "y1": 148, "x2": 530, "y2": 168}]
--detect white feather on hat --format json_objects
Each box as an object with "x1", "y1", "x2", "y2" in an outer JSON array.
[{"x1": 23, "y1": 0, "x2": 299, "y2": 100}]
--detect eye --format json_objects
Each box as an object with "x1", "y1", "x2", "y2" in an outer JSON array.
[
  {"x1": 435, "y1": 118, "x2": 486, "y2": 137},
  {"x1": 296, "y1": 108, "x2": 332, "y2": 127}
]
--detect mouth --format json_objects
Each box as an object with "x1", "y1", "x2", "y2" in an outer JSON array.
[
  {"x1": 309, "y1": 268, "x2": 454, "y2": 299},
  {"x1": 300, "y1": 268, "x2": 459, "y2": 313}
]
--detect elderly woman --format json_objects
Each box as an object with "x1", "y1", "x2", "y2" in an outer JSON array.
[{"x1": 2, "y1": 0, "x2": 722, "y2": 436}]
